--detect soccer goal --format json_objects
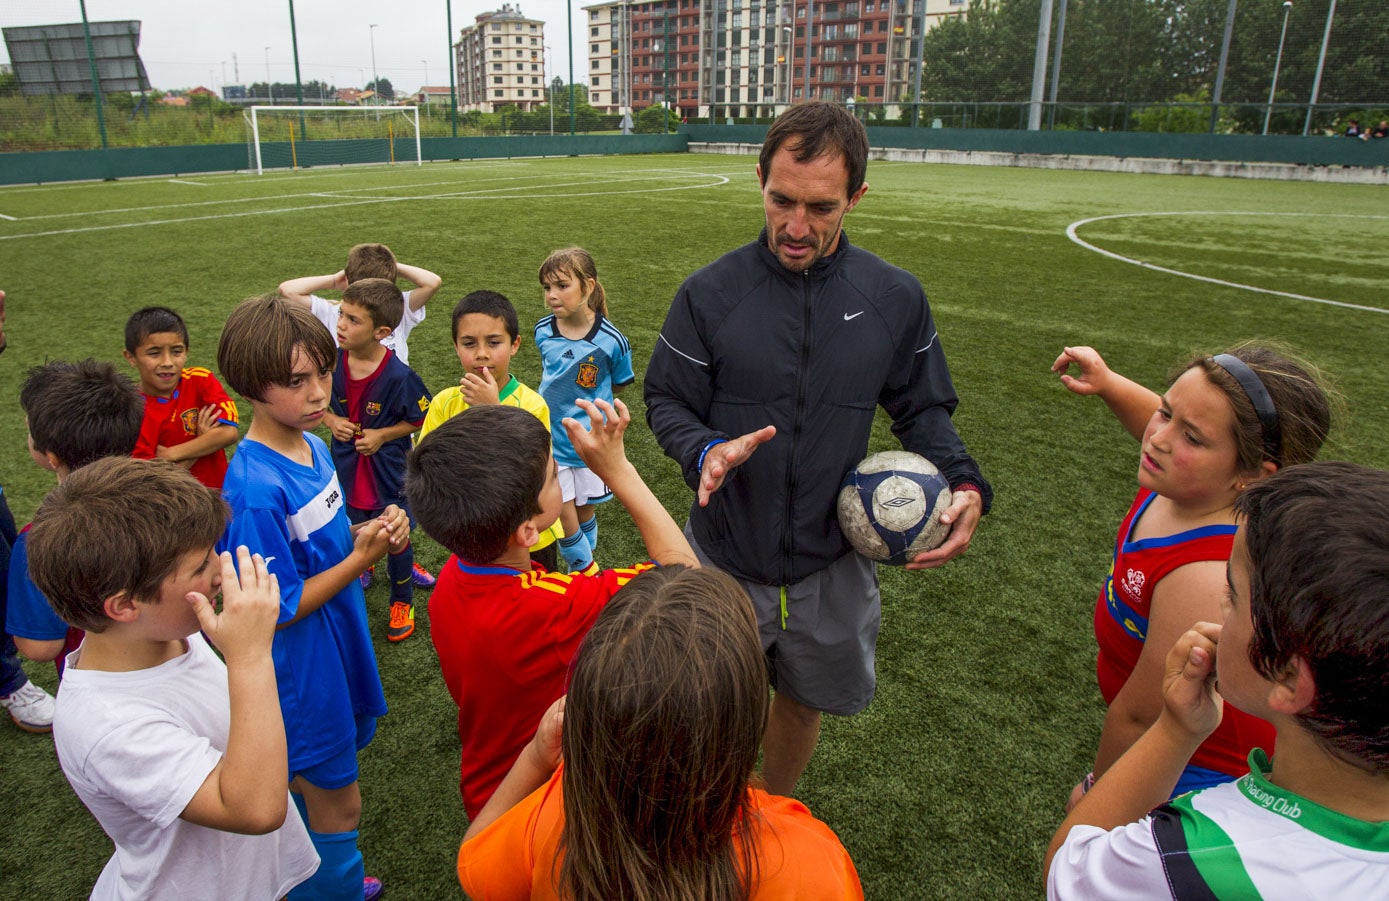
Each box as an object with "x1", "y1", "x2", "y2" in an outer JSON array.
[{"x1": 244, "y1": 105, "x2": 422, "y2": 175}]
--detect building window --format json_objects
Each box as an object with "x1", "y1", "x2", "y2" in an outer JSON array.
[
  {"x1": 591, "y1": 43, "x2": 599, "y2": 53},
  {"x1": 494, "y1": 89, "x2": 504, "y2": 97},
  {"x1": 494, "y1": 76, "x2": 503, "y2": 84},
  {"x1": 492, "y1": 36, "x2": 502, "y2": 44},
  {"x1": 591, "y1": 26, "x2": 599, "y2": 36},
  {"x1": 593, "y1": 76, "x2": 602, "y2": 86},
  {"x1": 493, "y1": 63, "x2": 503, "y2": 71},
  {"x1": 592, "y1": 60, "x2": 600, "y2": 69}
]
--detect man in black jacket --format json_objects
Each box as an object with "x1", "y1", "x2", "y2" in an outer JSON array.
[{"x1": 645, "y1": 102, "x2": 992, "y2": 796}]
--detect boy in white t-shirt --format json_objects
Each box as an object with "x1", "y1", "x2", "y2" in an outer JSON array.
[
  {"x1": 278, "y1": 242, "x2": 440, "y2": 366},
  {"x1": 26, "y1": 456, "x2": 318, "y2": 900},
  {"x1": 1046, "y1": 461, "x2": 1389, "y2": 899}
]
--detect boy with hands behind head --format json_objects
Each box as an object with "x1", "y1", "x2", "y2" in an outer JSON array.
[
  {"x1": 26, "y1": 456, "x2": 317, "y2": 900},
  {"x1": 1047, "y1": 461, "x2": 1389, "y2": 899}
]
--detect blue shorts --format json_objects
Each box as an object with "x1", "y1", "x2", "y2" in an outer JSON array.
[
  {"x1": 1172, "y1": 763, "x2": 1235, "y2": 798},
  {"x1": 291, "y1": 714, "x2": 377, "y2": 790}
]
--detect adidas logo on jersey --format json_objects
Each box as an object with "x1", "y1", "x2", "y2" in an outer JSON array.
[{"x1": 561, "y1": 349, "x2": 574, "y2": 360}]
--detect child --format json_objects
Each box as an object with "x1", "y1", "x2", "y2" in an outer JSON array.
[
  {"x1": 1046, "y1": 461, "x2": 1389, "y2": 897},
  {"x1": 25, "y1": 456, "x2": 319, "y2": 900},
  {"x1": 6, "y1": 360, "x2": 144, "y2": 674},
  {"x1": 406, "y1": 399, "x2": 695, "y2": 820},
  {"x1": 322, "y1": 278, "x2": 434, "y2": 642},
  {"x1": 278, "y1": 242, "x2": 441, "y2": 365},
  {"x1": 534, "y1": 247, "x2": 633, "y2": 574},
  {"x1": 1052, "y1": 344, "x2": 1332, "y2": 805},
  {"x1": 218, "y1": 294, "x2": 408, "y2": 901},
  {"x1": 124, "y1": 306, "x2": 240, "y2": 489},
  {"x1": 418, "y1": 290, "x2": 564, "y2": 570},
  {"x1": 458, "y1": 565, "x2": 865, "y2": 899}
]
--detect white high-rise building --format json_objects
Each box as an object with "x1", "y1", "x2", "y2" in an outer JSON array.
[{"x1": 455, "y1": 4, "x2": 548, "y2": 113}]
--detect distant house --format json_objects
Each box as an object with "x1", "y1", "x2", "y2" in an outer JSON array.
[
  {"x1": 334, "y1": 88, "x2": 377, "y2": 105},
  {"x1": 414, "y1": 85, "x2": 454, "y2": 106},
  {"x1": 186, "y1": 86, "x2": 217, "y2": 98}
]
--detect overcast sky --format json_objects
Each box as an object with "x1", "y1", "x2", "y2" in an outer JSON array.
[{"x1": 1, "y1": 0, "x2": 585, "y2": 93}]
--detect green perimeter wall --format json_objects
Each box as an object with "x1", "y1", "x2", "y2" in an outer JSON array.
[
  {"x1": 690, "y1": 124, "x2": 1389, "y2": 168},
  {"x1": 3, "y1": 126, "x2": 1385, "y2": 186}
]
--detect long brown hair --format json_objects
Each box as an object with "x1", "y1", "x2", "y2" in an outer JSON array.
[
  {"x1": 539, "y1": 246, "x2": 608, "y2": 318},
  {"x1": 559, "y1": 566, "x2": 767, "y2": 900}
]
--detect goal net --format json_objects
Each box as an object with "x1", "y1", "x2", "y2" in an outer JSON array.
[{"x1": 244, "y1": 106, "x2": 422, "y2": 174}]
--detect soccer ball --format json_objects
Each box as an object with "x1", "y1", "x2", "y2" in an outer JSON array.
[{"x1": 837, "y1": 451, "x2": 952, "y2": 566}]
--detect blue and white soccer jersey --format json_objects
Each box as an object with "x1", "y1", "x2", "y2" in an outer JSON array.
[
  {"x1": 220, "y1": 435, "x2": 387, "y2": 773},
  {"x1": 1048, "y1": 750, "x2": 1389, "y2": 899},
  {"x1": 534, "y1": 313, "x2": 634, "y2": 468}
]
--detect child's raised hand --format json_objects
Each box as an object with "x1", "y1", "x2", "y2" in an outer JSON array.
[
  {"x1": 564, "y1": 398, "x2": 630, "y2": 479},
  {"x1": 1161, "y1": 622, "x2": 1225, "y2": 739},
  {"x1": 186, "y1": 547, "x2": 280, "y2": 664},
  {"x1": 377, "y1": 504, "x2": 411, "y2": 551},
  {"x1": 527, "y1": 696, "x2": 565, "y2": 774},
  {"x1": 460, "y1": 367, "x2": 501, "y2": 406},
  {"x1": 353, "y1": 429, "x2": 386, "y2": 456},
  {"x1": 1052, "y1": 345, "x2": 1113, "y2": 397}
]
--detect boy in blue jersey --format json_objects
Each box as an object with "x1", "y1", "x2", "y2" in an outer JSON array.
[
  {"x1": 1046, "y1": 461, "x2": 1389, "y2": 899},
  {"x1": 217, "y1": 294, "x2": 408, "y2": 901},
  {"x1": 321, "y1": 278, "x2": 432, "y2": 642},
  {"x1": 6, "y1": 360, "x2": 144, "y2": 683}
]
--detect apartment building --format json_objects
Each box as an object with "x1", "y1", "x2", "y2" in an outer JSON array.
[
  {"x1": 455, "y1": 4, "x2": 549, "y2": 113},
  {"x1": 583, "y1": 0, "x2": 965, "y2": 118}
]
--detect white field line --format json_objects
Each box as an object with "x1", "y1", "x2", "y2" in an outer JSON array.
[
  {"x1": 0, "y1": 212, "x2": 16, "y2": 221},
  {"x1": 1066, "y1": 211, "x2": 1389, "y2": 316},
  {"x1": 0, "y1": 170, "x2": 731, "y2": 241},
  {"x1": 9, "y1": 165, "x2": 741, "y2": 223},
  {"x1": 167, "y1": 179, "x2": 208, "y2": 186}
]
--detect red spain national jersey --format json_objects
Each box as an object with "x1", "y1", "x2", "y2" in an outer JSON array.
[
  {"x1": 133, "y1": 367, "x2": 239, "y2": 489},
  {"x1": 1094, "y1": 489, "x2": 1274, "y2": 777},
  {"x1": 429, "y1": 557, "x2": 656, "y2": 819}
]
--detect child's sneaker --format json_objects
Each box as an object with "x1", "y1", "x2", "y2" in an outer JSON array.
[
  {"x1": 364, "y1": 876, "x2": 383, "y2": 900},
  {"x1": 410, "y1": 562, "x2": 436, "y2": 589},
  {"x1": 360, "y1": 564, "x2": 375, "y2": 591},
  {"x1": 1, "y1": 679, "x2": 56, "y2": 733},
  {"x1": 387, "y1": 602, "x2": 415, "y2": 642}
]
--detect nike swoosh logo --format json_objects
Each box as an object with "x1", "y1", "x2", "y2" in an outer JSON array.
[{"x1": 844, "y1": 311, "x2": 864, "y2": 321}]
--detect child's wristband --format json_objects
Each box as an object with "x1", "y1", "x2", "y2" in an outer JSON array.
[
  {"x1": 1081, "y1": 771, "x2": 1096, "y2": 794},
  {"x1": 696, "y1": 439, "x2": 728, "y2": 474}
]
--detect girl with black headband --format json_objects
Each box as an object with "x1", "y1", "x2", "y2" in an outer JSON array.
[{"x1": 1052, "y1": 342, "x2": 1332, "y2": 810}]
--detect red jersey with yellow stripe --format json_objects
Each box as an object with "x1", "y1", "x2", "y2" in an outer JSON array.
[
  {"x1": 1094, "y1": 489, "x2": 1274, "y2": 777},
  {"x1": 133, "y1": 367, "x2": 239, "y2": 489},
  {"x1": 429, "y1": 556, "x2": 655, "y2": 819}
]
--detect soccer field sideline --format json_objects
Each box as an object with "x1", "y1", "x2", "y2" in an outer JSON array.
[{"x1": 1, "y1": 153, "x2": 1386, "y2": 898}]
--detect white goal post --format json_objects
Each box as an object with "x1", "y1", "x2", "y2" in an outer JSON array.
[{"x1": 245, "y1": 105, "x2": 423, "y2": 175}]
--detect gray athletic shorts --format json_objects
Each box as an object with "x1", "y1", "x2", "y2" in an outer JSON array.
[{"x1": 685, "y1": 523, "x2": 880, "y2": 716}]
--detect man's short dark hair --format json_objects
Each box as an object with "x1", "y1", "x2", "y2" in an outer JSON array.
[
  {"x1": 27, "y1": 457, "x2": 229, "y2": 633},
  {"x1": 451, "y1": 290, "x2": 519, "y2": 343},
  {"x1": 759, "y1": 101, "x2": 869, "y2": 199},
  {"x1": 20, "y1": 359, "x2": 143, "y2": 471},
  {"x1": 342, "y1": 277, "x2": 405, "y2": 331},
  {"x1": 1235, "y1": 461, "x2": 1389, "y2": 774},
  {"x1": 407, "y1": 406, "x2": 551, "y2": 563},
  {"x1": 124, "y1": 306, "x2": 190, "y2": 353},
  {"x1": 217, "y1": 294, "x2": 336, "y2": 402}
]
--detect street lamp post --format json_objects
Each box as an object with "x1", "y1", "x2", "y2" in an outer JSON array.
[
  {"x1": 781, "y1": 25, "x2": 793, "y2": 109},
  {"x1": 1263, "y1": 1, "x2": 1293, "y2": 136},
  {"x1": 1303, "y1": 0, "x2": 1336, "y2": 136},
  {"x1": 545, "y1": 45, "x2": 554, "y2": 134},
  {"x1": 369, "y1": 24, "x2": 380, "y2": 106},
  {"x1": 264, "y1": 46, "x2": 272, "y2": 104}
]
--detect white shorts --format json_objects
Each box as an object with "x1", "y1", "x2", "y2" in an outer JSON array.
[{"x1": 557, "y1": 465, "x2": 613, "y2": 507}]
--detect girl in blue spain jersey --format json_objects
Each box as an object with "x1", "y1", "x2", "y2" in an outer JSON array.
[{"x1": 535, "y1": 247, "x2": 634, "y2": 574}]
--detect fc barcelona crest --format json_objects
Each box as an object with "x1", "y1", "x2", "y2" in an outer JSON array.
[
  {"x1": 576, "y1": 362, "x2": 599, "y2": 389},
  {"x1": 366, "y1": 401, "x2": 382, "y2": 417}
]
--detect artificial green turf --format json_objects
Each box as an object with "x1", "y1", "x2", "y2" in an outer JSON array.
[{"x1": 0, "y1": 155, "x2": 1385, "y2": 898}]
